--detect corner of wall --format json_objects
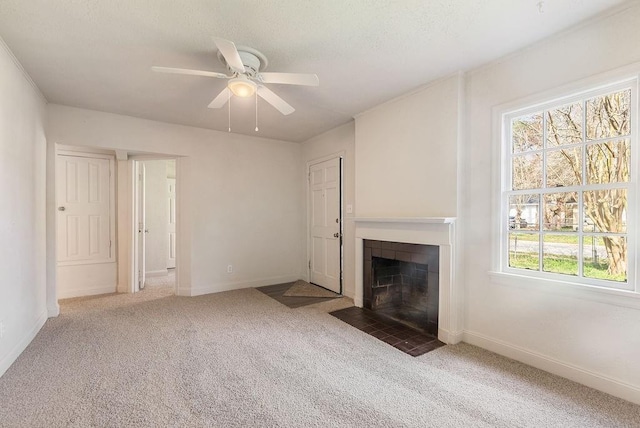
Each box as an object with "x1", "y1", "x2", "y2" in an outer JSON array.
[
  {"x1": 0, "y1": 36, "x2": 47, "y2": 105},
  {"x1": 45, "y1": 139, "x2": 58, "y2": 319},
  {"x1": 455, "y1": 71, "x2": 466, "y2": 334},
  {"x1": 0, "y1": 37, "x2": 49, "y2": 379},
  {"x1": 47, "y1": 303, "x2": 60, "y2": 318}
]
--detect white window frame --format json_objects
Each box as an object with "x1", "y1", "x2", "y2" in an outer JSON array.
[{"x1": 491, "y1": 70, "x2": 640, "y2": 306}]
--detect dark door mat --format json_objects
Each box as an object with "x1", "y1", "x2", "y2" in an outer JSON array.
[
  {"x1": 330, "y1": 306, "x2": 445, "y2": 356},
  {"x1": 257, "y1": 282, "x2": 341, "y2": 309}
]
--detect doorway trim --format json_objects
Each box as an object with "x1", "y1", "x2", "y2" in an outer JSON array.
[
  {"x1": 306, "y1": 152, "x2": 344, "y2": 294},
  {"x1": 132, "y1": 160, "x2": 146, "y2": 291}
]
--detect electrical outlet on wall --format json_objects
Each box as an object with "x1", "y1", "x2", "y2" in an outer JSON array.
[
  {"x1": 227, "y1": 264, "x2": 233, "y2": 274},
  {"x1": 0, "y1": 320, "x2": 5, "y2": 339}
]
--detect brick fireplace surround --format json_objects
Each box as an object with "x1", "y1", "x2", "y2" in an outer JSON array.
[{"x1": 354, "y1": 217, "x2": 462, "y2": 344}]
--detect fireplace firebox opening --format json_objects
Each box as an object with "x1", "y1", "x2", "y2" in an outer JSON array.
[{"x1": 363, "y1": 240, "x2": 439, "y2": 335}]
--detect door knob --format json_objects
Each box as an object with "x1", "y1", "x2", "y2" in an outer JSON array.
[
  {"x1": 333, "y1": 232, "x2": 339, "y2": 238},
  {"x1": 58, "y1": 206, "x2": 66, "y2": 211}
]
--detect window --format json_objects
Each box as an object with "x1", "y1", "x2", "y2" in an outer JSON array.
[{"x1": 501, "y1": 80, "x2": 636, "y2": 291}]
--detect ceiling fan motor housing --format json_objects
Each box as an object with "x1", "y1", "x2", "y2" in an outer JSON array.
[
  {"x1": 217, "y1": 46, "x2": 268, "y2": 77},
  {"x1": 238, "y1": 52, "x2": 261, "y2": 76}
]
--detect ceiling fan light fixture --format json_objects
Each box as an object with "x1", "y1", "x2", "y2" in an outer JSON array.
[{"x1": 228, "y1": 76, "x2": 256, "y2": 97}]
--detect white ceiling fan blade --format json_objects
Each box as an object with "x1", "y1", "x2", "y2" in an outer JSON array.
[
  {"x1": 260, "y1": 72, "x2": 319, "y2": 86},
  {"x1": 151, "y1": 66, "x2": 228, "y2": 79},
  {"x1": 208, "y1": 88, "x2": 231, "y2": 109},
  {"x1": 257, "y1": 86, "x2": 295, "y2": 115},
  {"x1": 213, "y1": 37, "x2": 245, "y2": 74}
]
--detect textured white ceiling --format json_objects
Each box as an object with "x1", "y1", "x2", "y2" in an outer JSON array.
[{"x1": 0, "y1": 0, "x2": 627, "y2": 142}]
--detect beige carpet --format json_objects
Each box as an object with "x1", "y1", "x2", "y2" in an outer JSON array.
[
  {"x1": 1, "y1": 286, "x2": 639, "y2": 427},
  {"x1": 283, "y1": 280, "x2": 340, "y2": 298}
]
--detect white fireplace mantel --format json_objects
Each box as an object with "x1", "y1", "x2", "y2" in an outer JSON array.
[{"x1": 354, "y1": 217, "x2": 462, "y2": 344}]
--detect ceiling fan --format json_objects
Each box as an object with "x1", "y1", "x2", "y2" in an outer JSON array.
[{"x1": 152, "y1": 37, "x2": 319, "y2": 116}]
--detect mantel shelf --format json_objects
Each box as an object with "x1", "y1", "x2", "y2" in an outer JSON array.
[{"x1": 352, "y1": 217, "x2": 456, "y2": 224}]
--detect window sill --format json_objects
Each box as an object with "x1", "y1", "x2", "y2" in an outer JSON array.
[{"x1": 488, "y1": 271, "x2": 640, "y2": 310}]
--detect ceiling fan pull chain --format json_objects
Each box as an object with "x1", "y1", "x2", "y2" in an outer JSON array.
[
  {"x1": 255, "y1": 91, "x2": 259, "y2": 132},
  {"x1": 228, "y1": 89, "x2": 231, "y2": 132}
]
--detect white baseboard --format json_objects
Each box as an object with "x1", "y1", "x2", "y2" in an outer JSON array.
[
  {"x1": 0, "y1": 310, "x2": 48, "y2": 378},
  {"x1": 145, "y1": 270, "x2": 168, "y2": 278},
  {"x1": 439, "y1": 328, "x2": 463, "y2": 345},
  {"x1": 178, "y1": 274, "x2": 300, "y2": 297},
  {"x1": 57, "y1": 285, "x2": 116, "y2": 299},
  {"x1": 463, "y1": 330, "x2": 640, "y2": 405}
]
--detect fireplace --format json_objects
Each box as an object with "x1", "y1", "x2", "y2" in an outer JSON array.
[
  {"x1": 363, "y1": 240, "x2": 439, "y2": 335},
  {"x1": 354, "y1": 217, "x2": 460, "y2": 344}
]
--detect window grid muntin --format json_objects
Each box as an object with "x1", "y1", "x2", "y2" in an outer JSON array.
[{"x1": 503, "y1": 81, "x2": 635, "y2": 290}]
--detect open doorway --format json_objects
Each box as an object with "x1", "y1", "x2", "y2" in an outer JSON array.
[
  {"x1": 133, "y1": 159, "x2": 177, "y2": 294},
  {"x1": 52, "y1": 146, "x2": 181, "y2": 304}
]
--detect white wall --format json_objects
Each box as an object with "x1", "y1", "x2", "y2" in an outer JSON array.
[
  {"x1": 354, "y1": 74, "x2": 462, "y2": 217},
  {"x1": 143, "y1": 160, "x2": 169, "y2": 276},
  {"x1": 461, "y1": 5, "x2": 640, "y2": 404},
  {"x1": 301, "y1": 122, "x2": 356, "y2": 297},
  {"x1": 46, "y1": 104, "x2": 303, "y2": 297},
  {"x1": 0, "y1": 39, "x2": 48, "y2": 377}
]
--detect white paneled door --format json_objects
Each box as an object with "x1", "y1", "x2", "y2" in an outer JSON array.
[
  {"x1": 56, "y1": 155, "x2": 112, "y2": 264},
  {"x1": 135, "y1": 162, "x2": 146, "y2": 290},
  {"x1": 309, "y1": 157, "x2": 341, "y2": 293},
  {"x1": 167, "y1": 178, "x2": 176, "y2": 269}
]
